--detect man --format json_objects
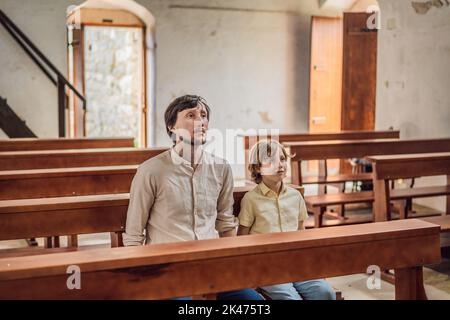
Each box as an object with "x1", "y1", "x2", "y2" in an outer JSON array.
[{"x1": 123, "y1": 94, "x2": 263, "y2": 300}]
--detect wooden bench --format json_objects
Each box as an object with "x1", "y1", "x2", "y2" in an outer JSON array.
[
  {"x1": 420, "y1": 216, "x2": 450, "y2": 233},
  {"x1": 285, "y1": 138, "x2": 450, "y2": 186},
  {"x1": 0, "y1": 219, "x2": 440, "y2": 300},
  {"x1": 0, "y1": 182, "x2": 288, "y2": 254},
  {"x1": 0, "y1": 147, "x2": 168, "y2": 170},
  {"x1": 369, "y1": 152, "x2": 450, "y2": 222},
  {"x1": 0, "y1": 193, "x2": 129, "y2": 249},
  {"x1": 0, "y1": 166, "x2": 138, "y2": 200},
  {"x1": 288, "y1": 139, "x2": 450, "y2": 227},
  {"x1": 306, "y1": 186, "x2": 450, "y2": 228},
  {"x1": 241, "y1": 130, "x2": 399, "y2": 181},
  {"x1": 0, "y1": 137, "x2": 135, "y2": 152}
]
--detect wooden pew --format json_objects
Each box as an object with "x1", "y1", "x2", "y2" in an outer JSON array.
[
  {"x1": 0, "y1": 219, "x2": 440, "y2": 300},
  {"x1": 241, "y1": 130, "x2": 399, "y2": 181},
  {"x1": 0, "y1": 168, "x2": 302, "y2": 210},
  {"x1": 288, "y1": 139, "x2": 450, "y2": 227},
  {"x1": 0, "y1": 193, "x2": 129, "y2": 250},
  {"x1": 0, "y1": 147, "x2": 168, "y2": 170},
  {"x1": 242, "y1": 130, "x2": 400, "y2": 156},
  {"x1": 368, "y1": 152, "x2": 450, "y2": 222},
  {"x1": 285, "y1": 138, "x2": 450, "y2": 186},
  {"x1": 420, "y1": 216, "x2": 450, "y2": 233},
  {"x1": 0, "y1": 166, "x2": 138, "y2": 200},
  {"x1": 0, "y1": 182, "x2": 294, "y2": 253},
  {"x1": 0, "y1": 137, "x2": 135, "y2": 152},
  {"x1": 305, "y1": 187, "x2": 450, "y2": 228}
]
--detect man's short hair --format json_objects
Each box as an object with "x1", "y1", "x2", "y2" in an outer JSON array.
[{"x1": 164, "y1": 95, "x2": 211, "y2": 142}]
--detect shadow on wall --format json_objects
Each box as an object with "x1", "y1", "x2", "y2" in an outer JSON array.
[
  {"x1": 399, "y1": 121, "x2": 421, "y2": 139},
  {"x1": 286, "y1": 12, "x2": 310, "y2": 131}
]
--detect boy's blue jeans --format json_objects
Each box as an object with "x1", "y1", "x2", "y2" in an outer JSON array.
[
  {"x1": 173, "y1": 288, "x2": 264, "y2": 300},
  {"x1": 260, "y1": 279, "x2": 336, "y2": 300}
]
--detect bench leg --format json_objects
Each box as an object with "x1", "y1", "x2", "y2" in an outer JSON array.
[
  {"x1": 53, "y1": 236, "x2": 60, "y2": 248},
  {"x1": 392, "y1": 200, "x2": 407, "y2": 220},
  {"x1": 110, "y1": 232, "x2": 124, "y2": 247},
  {"x1": 291, "y1": 160, "x2": 302, "y2": 186},
  {"x1": 67, "y1": 235, "x2": 78, "y2": 248},
  {"x1": 447, "y1": 175, "x2": 450, "y2": 214},
  {"x1": 372, "y1": 176, "x2": 390, "y2": 222},
  {"x1": 26, "y1": 238, "x2": 38, "y2": 247},
  {"x1": 44, "y1": 237, "x2": 53, "y2": 248},
  {"x1": 394, "y1": 267, "x2": 427, "y2": 300},
  {"x1": 313, "y1": 207, "x2": 325, "y2": 228}
]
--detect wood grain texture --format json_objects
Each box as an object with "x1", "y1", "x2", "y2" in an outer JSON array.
[
  {"x1": 0, "y1": 147, "x2": 167, "y2": 170},
  {"x1": 0, "y1": 137, "x2": 135, "y2": 151},
  {"x1": 0, "y1": 219, "x2": 440, "y2": 299}
]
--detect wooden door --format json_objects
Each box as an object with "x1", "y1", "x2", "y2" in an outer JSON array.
[
  {"x1": 309, "y1": 16, "x2": 343, "y2": 134},
  {"x1": 309, "y1": 17, "x2": 343, "y2": 176},
  {"x1": 70, "y1": 27, "x2": 86, "y2": 137},
  {"x1": 341, "y1": 12, "x2": 377, "y2": 131}
]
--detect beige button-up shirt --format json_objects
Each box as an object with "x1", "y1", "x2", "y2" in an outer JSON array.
[{"x1": 123, "y1": 149, "x2": 238, "y2": 246}]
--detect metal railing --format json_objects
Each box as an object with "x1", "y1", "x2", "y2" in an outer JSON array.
[{"x1": 0, "y1": 9, "x2": 86, "y2": 137}]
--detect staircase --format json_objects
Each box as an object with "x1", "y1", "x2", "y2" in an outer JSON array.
[
  {"x1": 0, "y1": 96, "x2": 36, "y2": 138},
  {"x1": 0, "y1": 9, "x2": 86, "y2": 137}
]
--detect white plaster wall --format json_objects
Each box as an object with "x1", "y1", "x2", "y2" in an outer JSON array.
[
  {"x1": 0, "y1": 0, "x2": 323, "y2": 143},
  {"x1": 376, "y1": 0, "x2": 450, "y2": 211},
  {"x1": 376, "y1": 0, "x2": 450, "y2": 139},
  {"x1": 0, "y1": 0, "x2": 78, "y2": 137}
]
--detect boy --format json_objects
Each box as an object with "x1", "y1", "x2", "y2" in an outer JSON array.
[{"x1": 238, "y1": 139, "x2": 335, "y2": 300}]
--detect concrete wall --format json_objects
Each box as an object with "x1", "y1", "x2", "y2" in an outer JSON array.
[
  {"x1": 376, "y1": 0, "x2": 450, "y2": 211},
  {"x1": 0, "y1": 0, "x2": 338, "y2": 146},
  {"x1": 0, "y1": 0, "x2": 74, "y2": 138},
  {"x1": 376, "y1": 0, "x2": 450, "y2": 139}
]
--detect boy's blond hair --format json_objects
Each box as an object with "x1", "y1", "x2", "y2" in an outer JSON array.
[{"x1": 248, "y1": 139, "x2": 292, "y2": 184}]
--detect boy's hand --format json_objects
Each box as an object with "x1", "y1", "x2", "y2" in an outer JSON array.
[
  {"x1": 298, "y1": 221, "x2": 305, "y2": 231},
  {"x1": 237, "y1": 225, "x2": 250, "y2": 236},
  {"x1": 220, "y1": 228, "x2": 237, "y2": 237}
]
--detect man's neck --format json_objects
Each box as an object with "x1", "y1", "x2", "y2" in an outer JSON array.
[{"x1": 173, "y1": 142, "x2": 203, "y2": 168}]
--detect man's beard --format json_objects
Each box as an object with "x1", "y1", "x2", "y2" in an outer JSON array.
[{"x1": 179, "y1": 135, "x2": 207, "y2": 146}]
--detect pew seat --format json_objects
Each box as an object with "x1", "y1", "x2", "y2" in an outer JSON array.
[
  {"x1": 302, "y1": 172, "x2": 372, "y2": 185},
  {"x1": 420, "y1": 215, "x2": 450, "y2": 233},
  {"x1": 0, "y1": 193, "x2": 129, "y2": 249},
  {"x1": 0, "y1": 244, "x2": 111, "y2": 259},
  {"x1": 0, "y1": 219, "x2": 440, "y2": 300},
  {"x1": 306, "y1": 186, "x2": 450, "y2": 227},
  {"x1": 1, "y1": 183, "x2": 299, "y2": 256}
]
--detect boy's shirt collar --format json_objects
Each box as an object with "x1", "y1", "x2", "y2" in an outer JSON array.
[{"x1": 258, "y1": 181, "x2": 287, "y2": 197}]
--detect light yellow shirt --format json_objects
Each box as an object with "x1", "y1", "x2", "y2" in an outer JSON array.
[
  {"x1": 238, "y1": 182, "x2": 308, "y2": 234},
  {"x1": 123, "y1": 149, "x2": 238, "y2": 246}
]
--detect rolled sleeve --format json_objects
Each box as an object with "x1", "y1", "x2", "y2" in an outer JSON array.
[
  {"x1": 238, "y1": 193, "x2": 255, "y2": 228},
  {"x1": 298, "y1": 194, "x2": 309, "y2": 222},
  {"x1": 215, "y1": 162, "x2": 238, "y2": 233},
  {"x1": 123, "y1": 166, "x2": 155, "y2": 246}
]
